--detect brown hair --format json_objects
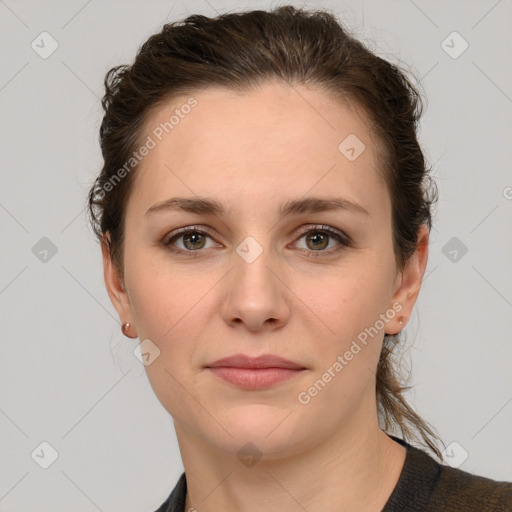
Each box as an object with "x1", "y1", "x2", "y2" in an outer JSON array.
[{"x1": 87, "y1": 5, "x2": 443, "y2": 459}]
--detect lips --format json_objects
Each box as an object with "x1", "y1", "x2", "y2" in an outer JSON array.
[
  {"x1": 204, "y1": 354, "x2": 306, "y2": 390},
  {"x1": 205, "y1": 353, "x2": 305, "y2": 370}
]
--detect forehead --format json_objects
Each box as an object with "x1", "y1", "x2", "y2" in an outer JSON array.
[
  {"x1": 142, "y1": 81, "x2": 378, "y2": 163},
  {"x1": 130, "y1": 81, "x2": 388, "y2": 219}
]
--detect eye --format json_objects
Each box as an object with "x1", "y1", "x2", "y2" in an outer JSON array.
[
  {"x1": 293, "y1": 225, "x2": 350, "y2": 256},
  {"x1": 162, "y1": 226, "x2": 219, "y2": 255}
]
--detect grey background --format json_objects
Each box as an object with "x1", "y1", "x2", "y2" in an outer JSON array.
[{"x1": 1, "y1": 0, "x2": 511, "y2": 510}]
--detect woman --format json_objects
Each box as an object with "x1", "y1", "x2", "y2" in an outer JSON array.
[{"x1": 87, "y1": 5, "x2": 512, "y2": 511}]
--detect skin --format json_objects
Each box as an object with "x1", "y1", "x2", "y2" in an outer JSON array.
[{"x1": 102, "y1": 81, "x2": 429, "y2": 512}]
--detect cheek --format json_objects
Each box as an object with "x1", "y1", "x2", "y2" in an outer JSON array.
[
  {"x1": 295, "y1": 261, "x2": 392, "y2": 341},
  {"x1": 125, "y1": 263, "x2": 210, "y2": 422},
  {"x1": 291, "y1": 273, "x2": 389, "y2": 420},
  {"x1": 292, "y1": 260, "x2": 394, "y2": 394},
  {"x1": 125, "y1": 246, "x2": 209, "y2": 337},
  {"x1": 124, "y1": 253, "x2": 222, "y2": 406}
]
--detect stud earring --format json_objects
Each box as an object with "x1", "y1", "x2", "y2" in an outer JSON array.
[{"x1": 121, "y1": 322, "x2": 137, "y2": 339}]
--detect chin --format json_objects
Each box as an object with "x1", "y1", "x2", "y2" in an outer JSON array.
[
  {"x1": 214, "y1": 432, "x2": 301, "y2": 463},
  {"x1": 210, "y1": 409, "x2": 308, "y2": 457}
]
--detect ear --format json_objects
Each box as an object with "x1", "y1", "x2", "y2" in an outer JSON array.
[
  {"x1": 385, "y1": 224, "x2": 429, "y2": 335},
  {"x1": 101, "y1": 233, "x2": 135, "y2": 332}
]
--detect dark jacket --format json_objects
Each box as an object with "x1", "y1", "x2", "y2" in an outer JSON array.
[{"x1": 154, "y1": 435, "x2": 512, "y2": 511}]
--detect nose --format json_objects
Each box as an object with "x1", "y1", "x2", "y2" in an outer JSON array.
[{"x1": 221, "y1": 243, "x2": 290, "y2": 332}]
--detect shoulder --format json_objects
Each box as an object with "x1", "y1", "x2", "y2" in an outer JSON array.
[
  {"x1": 432, "y1": 461, "x2": 512, "y2": 511},
  {"x1": 384, "y1": 436, "x2": 512, "y2": 512}
]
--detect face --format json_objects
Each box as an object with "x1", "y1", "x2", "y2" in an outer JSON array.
[{"x1": 103, "y1": 81, "x2": 428, "y2": 461}]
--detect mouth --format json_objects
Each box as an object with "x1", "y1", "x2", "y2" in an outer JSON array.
[{"x1": 204, "y1": 353, "x2": 306, "y2": 390}]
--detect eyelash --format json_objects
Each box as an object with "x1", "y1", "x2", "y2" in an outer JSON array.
[{"x1": 161, "y1": 225, "x2": 351, "y2": 258}]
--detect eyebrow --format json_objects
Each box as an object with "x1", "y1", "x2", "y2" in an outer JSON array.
[{"x1": 145, "y1": 196, "x2": 370, "y2": 218}]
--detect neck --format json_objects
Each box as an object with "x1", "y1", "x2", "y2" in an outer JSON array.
[{"x1": 176, "y1": 414, "x2": 406, "y2": 512}]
